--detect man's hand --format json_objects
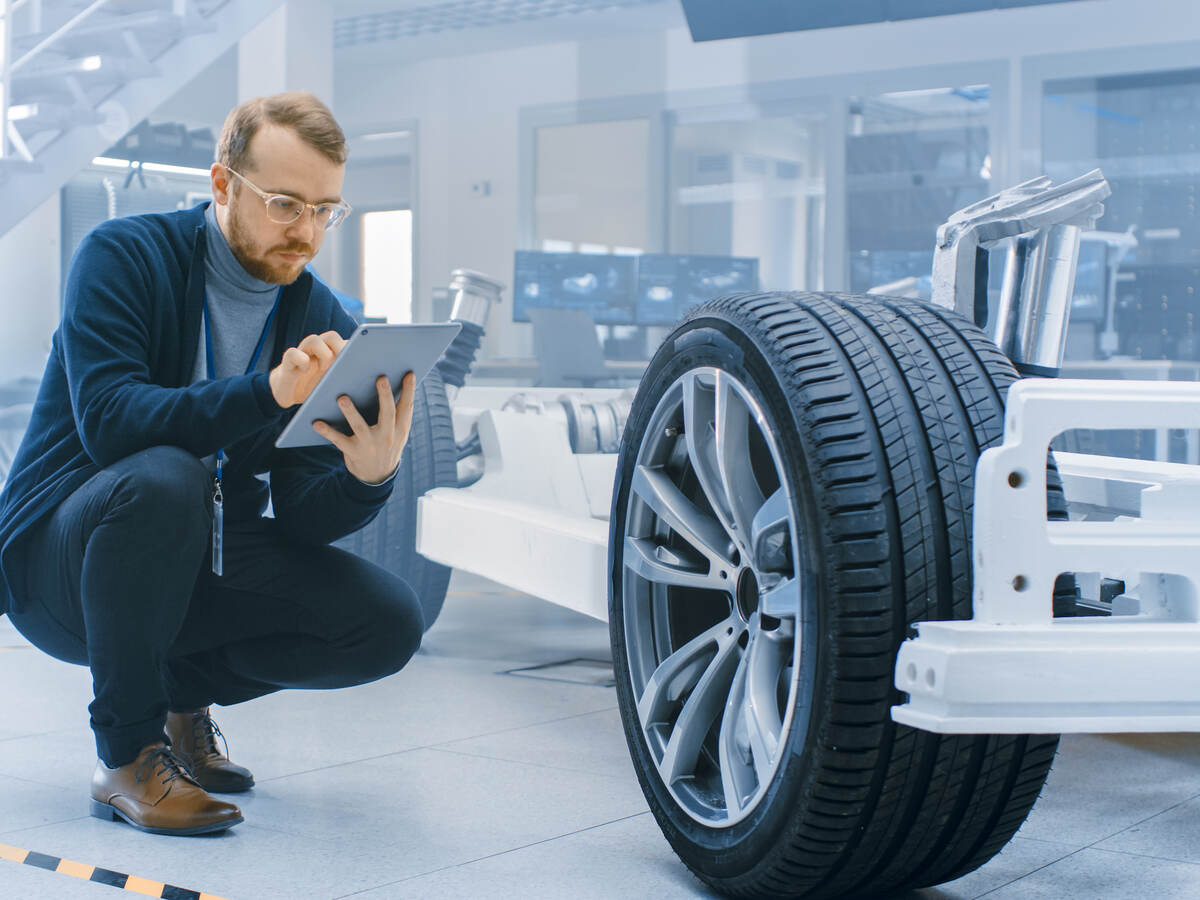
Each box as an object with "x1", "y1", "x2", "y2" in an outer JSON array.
[
  {"x1": 311, "y1": 371, "x2": 416, "y2": 484},
  {"x1": 269, "y1": 331, "x2": 346, "y2": 408}
]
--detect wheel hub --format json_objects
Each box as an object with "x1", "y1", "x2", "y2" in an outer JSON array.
[{"x1": 735, "y1": 568, "x2": 759, "y2": 622}]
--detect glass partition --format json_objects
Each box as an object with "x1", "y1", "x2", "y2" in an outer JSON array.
[
  {"x1": 533, "y1": 118, "x2": 651, "y2": 254},
  {"x1": 668, "y1": 106, "x2": 827, "y2": 292},
  {"x1": 1044, "y1": 68, "x2": 1200, "y2": 462},
  {"x1": 846, "y1": 85, "x2": 992, "y2": 294}
]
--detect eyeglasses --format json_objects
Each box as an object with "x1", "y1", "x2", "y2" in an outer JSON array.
[{"x1": 225, "y1": 167, "x2": 352, "y2": 231}]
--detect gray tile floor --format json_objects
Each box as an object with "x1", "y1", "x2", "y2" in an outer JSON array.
[{"x1": 2, "y1": 571, "x2": 1200, "y2": 899}]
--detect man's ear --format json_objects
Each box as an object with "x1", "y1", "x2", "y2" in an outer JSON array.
[{"x1": 210, "y1": 164, "x2": 232, "y2": 205}]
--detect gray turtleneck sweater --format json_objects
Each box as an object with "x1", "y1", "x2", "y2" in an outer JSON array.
[{"x1": 191, "y1": 202, "x2": 280, "y2": 387}]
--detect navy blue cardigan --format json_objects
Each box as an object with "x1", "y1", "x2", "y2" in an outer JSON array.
[{"x1": 0, "y1": 203, "x2": 394, "y2": 615}]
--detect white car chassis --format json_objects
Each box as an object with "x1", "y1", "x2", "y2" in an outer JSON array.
[
  {"x1": 417, "y1": 170, "x2": 1200, "y2": 742},
  {"x1": 416, "y1": 377, "x2": 1200, "y2": 738}
]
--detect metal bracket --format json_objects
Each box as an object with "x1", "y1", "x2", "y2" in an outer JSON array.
[{"x1": 930, "y1": 169, "x2": 1112, "y2": 321}]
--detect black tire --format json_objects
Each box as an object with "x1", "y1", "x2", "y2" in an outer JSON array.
[
  {"x1": 334, "y1": 367, "x2": 457, "y2": 632},
  {"x1": 608, "y1": 291, "x2": 1060, "y2": 899}
]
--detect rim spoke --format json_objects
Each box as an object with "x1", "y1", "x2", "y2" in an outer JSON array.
[
  {"x1": 750, "y1": 487, "x2": 793, "y2": 573},
  {"x1": 760, "y1": 574, "x2": 801, "y2": 619},
  {"x1": 715, "y1": 377, "x2": 766, "y2": 546},
  {"x1": 659, "y1": 622, "x2": 743, "y2": 785},
  {"x1": 632, "y1": 465, "x2": 735, "y2": 569},
  {"x1": 719, "y1": 650, "x2": 756, "y2": 817},
  {"x1": 625, "y1": 367, "x2": 807, "y2": 828},
  {"x1": 744, "y1": 631, "x2": 786, "y2": 784},
  {"x1": 624, "y1": 536, "x2": 728, "y2": 591},
  {"x1": 682, "y1": 372, "x2": 738, "y2": 543},
  {"x1": 638, "y1": 617, "x2": 739, "y2": 730}
]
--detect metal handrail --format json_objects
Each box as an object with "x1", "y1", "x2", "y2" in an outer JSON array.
[
  {"x1": 12, "y1": 0, "x2": 114, "y2": 73},
  {"x1": 0, "y1": 0, "x2": 227, "y2": 163},
  {"x1": 1, "y1": 0, "x2": 11, "y2": 159}
]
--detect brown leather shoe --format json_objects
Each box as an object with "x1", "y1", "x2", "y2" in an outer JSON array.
[
  {"x1": 166, "y1": 708, "x2": 255, "y2": 793},
  {"x1": 90, "y1": 742, "x2": 242, "y2": 836}
]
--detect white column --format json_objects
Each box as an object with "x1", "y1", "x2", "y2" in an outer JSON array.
[
  {"x1": 237, "y1": 0, "x2": 337, "y2": 284},
  {"x1": 237, "y1": 0, "x2": 333, "y2": 106}
]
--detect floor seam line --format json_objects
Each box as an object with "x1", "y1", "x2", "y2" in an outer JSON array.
[
  {"x1": 426, "y1": 744, "x2": 635, "y2": 780},
  {"x1": 424, "y1": 705, "x2": 620, "y2": 749},
  {"x1": 971, "y1": 847, "x2": 1087, "y2": 899},
  {"x1": 257, "y1": 706, "x2": 620, "y2": 784},
  {"x1": 972, "y1": 788, "x2": 1200, "y2": 898},
  {"x1": 328, "y1": 811, "x2": 653, "y2": 899}
]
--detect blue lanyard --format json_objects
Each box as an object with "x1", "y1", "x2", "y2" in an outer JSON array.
[
  {"x1": 202, "y1": 286, "x2": 284, "y2": 480},
  {"x1": 204, "y1": 286, "x2": 282, "y2": 578}
]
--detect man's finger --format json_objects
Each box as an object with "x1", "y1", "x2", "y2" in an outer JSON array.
[
  {"x1": 297, "y1": 334, "x2": 333, "y2": 366},
  {"x1": 285, "y1": 347, "x2": 310, "y2": 371},
  {"x1": 309, "y1": 339, "x2": 334, "y2": 369},
  {"x1": 312, "y1": 419, "x2": 350, "y2": 451},
  {"x1": 394, "y1": 371, "x2": 416, "y2": 427},
  {"x1": 338, "y1": 394, "x2": 370, "y2": 438},
  {"x1": 376, "y1": 376, "x2": 395, "y2": 431},
  {"x1": 321, "y1": 331, "x2": 347, "y2": 355}
]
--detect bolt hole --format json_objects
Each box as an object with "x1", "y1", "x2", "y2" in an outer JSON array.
[
  {"x1": 925, "y1": 668, "x2": 937, "y2": 688},
  {"x1": 719, "y1": 571, "x2": 728, "y2": 580},
  {"x1": 1008, "y1": 470, "x2": 1026, "y2": 488},
  {"x1": 906, "y1": 663, "x2": 917, "y2": 682},
  {"x1": 726, "y1": 627, "x2": 733, "y2": 635},
  {"x1": 1012, "y1": 575, "x2": 1028, "y2": 592}
]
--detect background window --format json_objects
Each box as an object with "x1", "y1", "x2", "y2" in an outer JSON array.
[
  {"x1": 534, "y1": 119, "x2": 650, "y2": 252},
  {"x1": 361, "y1": 209, "x2": 414, "y2": 323},
  {"x1": 669, "y1": 109, "x2": 826, "y2": 292},
  {"x1": 1043, "y1": 67, "x2": 1200, "y2": 463},
  {"x1": 1045, "y1": 69, "x2": 1200, "y2": 365},
  {"x1": 846, "y1": 85, "x2": 992, "y2": 294}
]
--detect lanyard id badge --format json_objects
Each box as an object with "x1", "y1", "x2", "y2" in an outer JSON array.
[{"x1": 204, "y1": 286, "x2": 284, "y2": 576}]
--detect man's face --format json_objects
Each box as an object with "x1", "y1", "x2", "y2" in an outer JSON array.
[{"x1": 211, "y1": 124, "x2": 346, "y2": 285}]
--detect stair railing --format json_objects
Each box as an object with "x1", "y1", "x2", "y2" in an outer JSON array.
[
  {"x1": 1, "y1": 0, "x2": 116, "y2": 162},
  {"x1": 1, "y1": 0, "x2": 10, "y2": 160}
]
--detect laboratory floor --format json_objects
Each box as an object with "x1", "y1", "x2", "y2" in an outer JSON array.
[{"x1": 2, "y1": 571, "x2": 1200, "y2": 900}]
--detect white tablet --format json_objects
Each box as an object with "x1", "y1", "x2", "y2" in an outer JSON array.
[{"x1": 274, "y1": 322, "x2": 463, "y2": 449}]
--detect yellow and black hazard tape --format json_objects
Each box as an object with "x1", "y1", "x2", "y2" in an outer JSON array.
[{"x1": 0, "y1": 842, "x2": 228, "y2": 899}]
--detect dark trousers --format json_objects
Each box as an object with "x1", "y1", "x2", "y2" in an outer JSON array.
[{"x1": 6, "y1": 445, "x2": 422, "y2": 768}]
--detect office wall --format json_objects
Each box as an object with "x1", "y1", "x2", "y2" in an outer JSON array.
[{"x1": 333, "y1": 0, "x2": 1200, "y2": 360}]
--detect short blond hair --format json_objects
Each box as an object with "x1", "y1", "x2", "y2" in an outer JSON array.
[{"x1": 216, "y1": 92, "x2": 347, "y2": 174}]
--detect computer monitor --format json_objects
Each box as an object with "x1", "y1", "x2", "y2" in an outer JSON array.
[
  {"x1": 636, "y1": 254, "x2": 760, "y2": 325},
  {"x1": 512, "y1": 251, "x2": 638, "y2": 325}
]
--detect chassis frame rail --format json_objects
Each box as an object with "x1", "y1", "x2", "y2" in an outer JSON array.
[{"x1": 893, "y1": 378, "x2": 1200, "y2": 734}]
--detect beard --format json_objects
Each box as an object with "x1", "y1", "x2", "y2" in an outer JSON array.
[{"x1": 225, "y1": 204, "x2": 313, "y2": 285}]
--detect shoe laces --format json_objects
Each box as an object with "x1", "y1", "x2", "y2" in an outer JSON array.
[
  {"x1": 134, "y1": 746, "x2": 189, "y2": 786},
  {"x1": 191, "y1": 711, "x2": 231, "y2": 761}
]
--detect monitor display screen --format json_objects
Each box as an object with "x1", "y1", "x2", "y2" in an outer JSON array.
[
  {"x1": 636, "y1": 254, "x2": 760, "y2": 325},
  {"x1": 512, "y1": 252, "x2": 638, "y2": 324}
]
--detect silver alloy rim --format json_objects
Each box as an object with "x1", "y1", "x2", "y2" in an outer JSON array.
[{"x1": 622, "y1": 367, "x2": 803, "y2": 828}]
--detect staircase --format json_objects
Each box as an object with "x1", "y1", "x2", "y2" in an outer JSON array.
[{"x1": 0, "y1": 0, "x2": 283, "y2": 239}]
